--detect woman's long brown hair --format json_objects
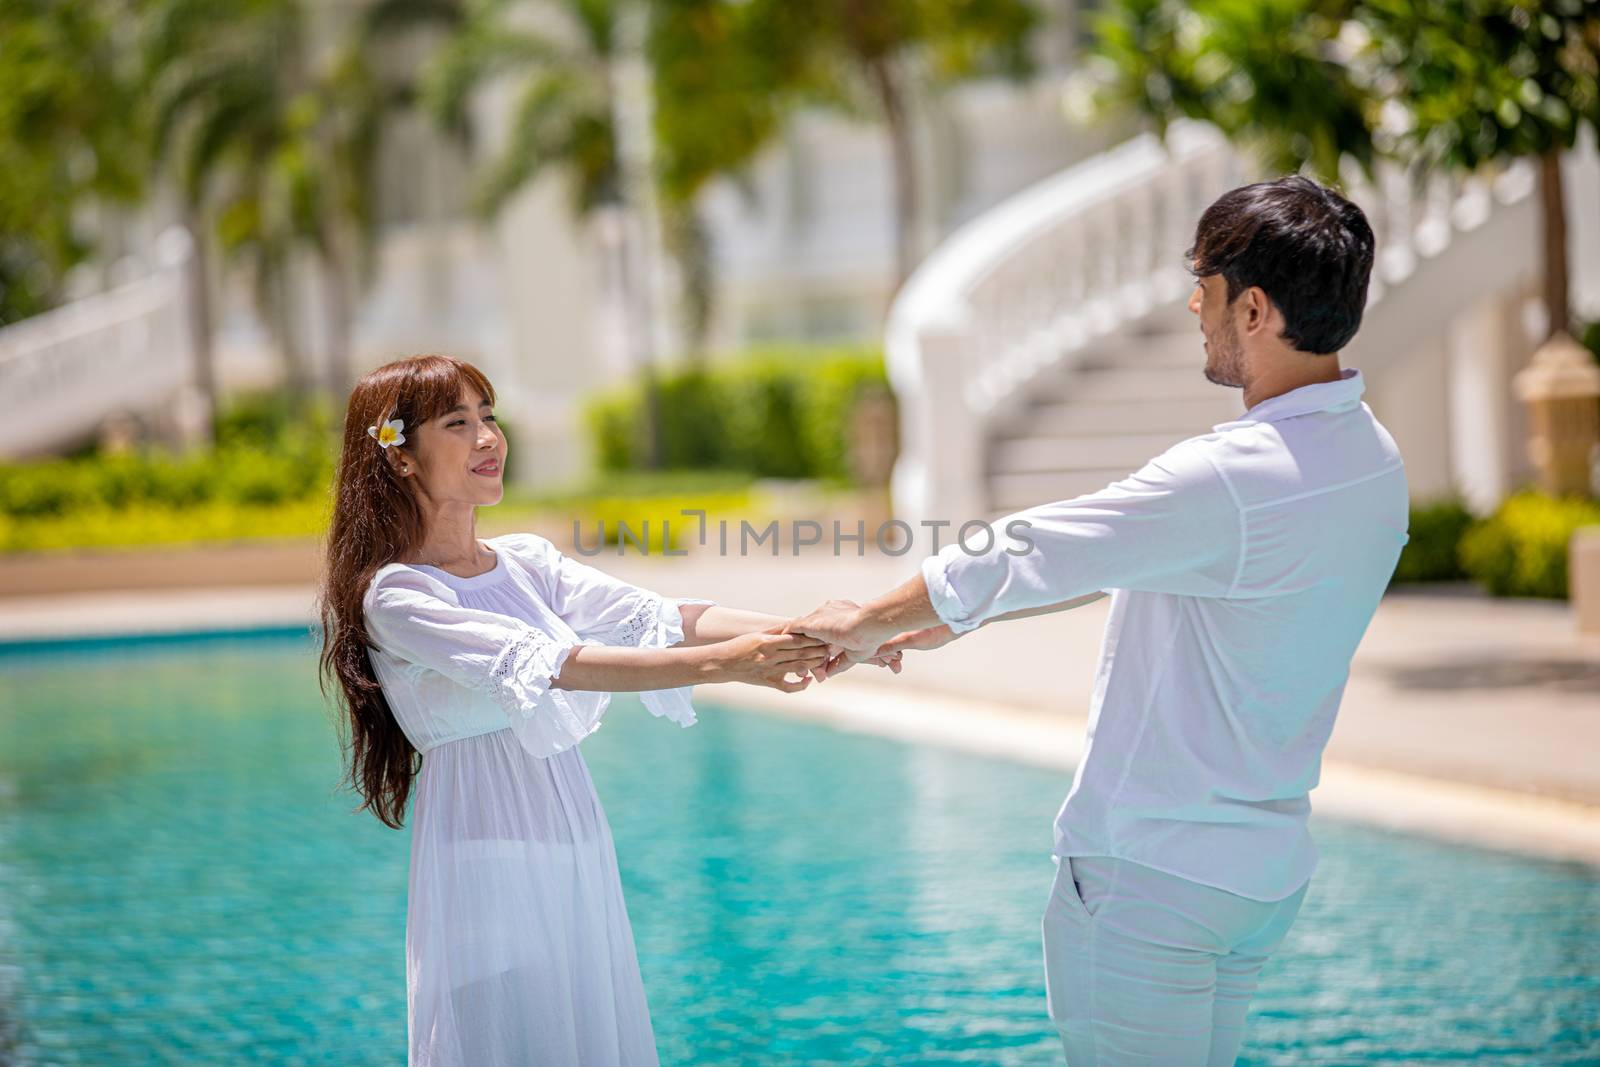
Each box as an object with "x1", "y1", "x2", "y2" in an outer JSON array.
[{"x1": 316, "y1": 354, "x2": 498, "y2": 829}]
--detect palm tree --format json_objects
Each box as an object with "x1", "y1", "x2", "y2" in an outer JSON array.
[
  {"x1": 142, "y1": 0, "x2": 386, "y2": 409},
  {"x1": 369, "y1": 0, "x2": 668, "y2": 461},
  {"x1": 368, "y1": 0, "x2": 818, "y2": 353},
  {"x1": 785, "y1": 0, "x2": 1040, "y2": 291}
]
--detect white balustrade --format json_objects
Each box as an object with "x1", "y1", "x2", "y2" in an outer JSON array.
[{"x1": 0, "y1": 228, "x2": 197, "y2": 460}]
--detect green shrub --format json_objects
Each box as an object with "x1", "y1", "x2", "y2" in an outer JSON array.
[
  {"x1": 1459, "y1": 490, "x2": 1600, "y2": 599},
  {"x1": 0, "y1": 388, "x2": 337, "y2": 522},
  {"x1": 583, "y1": 345, "x2": 890, "y2": 483},
  {"x1": 214, "y1": 388, "x2": 338, "y2": 449},
  {"x1": 0, "y1": 498, "x2": 335, "y2": 553},
  {"x1": 1391, "y1": 497, "x2": 1476, "y2": 583},
  {"x1": 1578, "y1": 319, "x2": 1600, "y2": 363}
]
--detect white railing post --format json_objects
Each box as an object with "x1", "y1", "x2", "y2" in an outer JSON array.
[{"x1": 888, "y1": 309, "x2": 987, "y2": 529}]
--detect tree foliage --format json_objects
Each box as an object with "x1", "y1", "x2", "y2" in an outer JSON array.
[
  {"x1": 143, "y1": 0, "x2": 392, "y2": 397},
  {"x1": 0, "y1": 0, "x2": 146, "y2": 324},
  {"x1": 1083, "y1": 0, "x2": 1598, "y2": 179},
  {"x1": 1081, "y1": 0, "x2": 1600, "y2": 333}
]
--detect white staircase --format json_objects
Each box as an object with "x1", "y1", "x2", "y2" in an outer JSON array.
[
  {"x1": 986, "y1": 330, "x2": 1241, "y2": 513},
  {"x1": 0, "y1": 227, "x2": 207, "y2": 460},
  {"x1": 886, "y1": 119, "x2": 1543, "y2": 526}
]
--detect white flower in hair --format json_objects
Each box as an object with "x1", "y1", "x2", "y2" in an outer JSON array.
[{"x1": 368, "y1": 417, "x2": 406, "y2": 448}]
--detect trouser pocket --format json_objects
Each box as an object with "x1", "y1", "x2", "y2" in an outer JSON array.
[{"x1": 1049, "y1": 857, "x2": 1099, "y2": 923}]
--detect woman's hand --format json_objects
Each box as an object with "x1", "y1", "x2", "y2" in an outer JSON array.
[
  {"x1": 816, "y1": 645, "x2": 904, "y2": 680},
  {"x1": 700, "y1": 626, "x2": 830, "y2": 692}
]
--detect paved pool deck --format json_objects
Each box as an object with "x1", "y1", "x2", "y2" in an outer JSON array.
[{"x1": 4, "y1": 551, "x2": 1597, "y2": 866}]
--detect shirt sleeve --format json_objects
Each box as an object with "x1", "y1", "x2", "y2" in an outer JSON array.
[
  {"x1": 502, "y1": 533, "x2": 716, "y2": 728},
  {"x1": 363, "y1": 566, "x2": 612, "y2": 757},
  {"x1": 921, "y1": 440, "x2": 1242, "y2": 634}
]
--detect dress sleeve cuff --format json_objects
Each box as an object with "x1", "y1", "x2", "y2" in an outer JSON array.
[
  {"x1": 639, "y1": 686, "x2": 699, "y2": 729},
  {"x1": 639, "y1": 597, "x2": 713, "y2": 729},
  {"x1": 921, "y1": 552, "x2": 982, "y2": 635},
  {"x1": 653, "y1": 597, "x2": 716, "y2": 649},
  {"x1": 485, "y1": 630, "x2": 612, "y2": 755}
]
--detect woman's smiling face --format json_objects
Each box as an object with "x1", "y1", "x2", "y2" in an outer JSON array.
[{"x1": 395, "y1": 385, "x2": 505, "y2": 504}]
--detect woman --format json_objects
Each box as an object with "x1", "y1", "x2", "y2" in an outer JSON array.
[{"x1": 317, "y1": 354, "x2": 896, "y2": 1066}]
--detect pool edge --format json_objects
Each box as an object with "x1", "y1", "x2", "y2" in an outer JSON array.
[{"x1": 725, "y1": 678, "x2": 1600, "y2": 871}]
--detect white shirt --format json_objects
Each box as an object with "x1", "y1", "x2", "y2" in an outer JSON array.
[{"x1": 921, "y1": 368, "x2": 1409, "y2": 900}]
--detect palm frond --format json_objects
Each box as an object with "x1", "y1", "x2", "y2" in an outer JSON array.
[
  {"x1": 422, "y1": 20, "x2": 574, "y2": 131},
  {"x1": 471, "y1": 68, "x2": 611, "y2": 217}
]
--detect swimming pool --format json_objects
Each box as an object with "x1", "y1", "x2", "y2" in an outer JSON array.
[{"x1": 1, "y1": 632, "x2": 1596, "y2": 1064}]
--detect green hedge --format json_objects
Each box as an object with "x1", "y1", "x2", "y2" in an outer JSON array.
[
  {"x1": 1459, "y1": 490, "x2": 1600, "y2": 599},
  {"x1": 1392, "y1": 491, "x2": 1600, "y2": 598},
  {"x1": 0, "y1": 498, "x2": 334, "y2": 553},
  {"x1": 585, "y1": 345, "x2": 891, "y2": 483},
  {"x1": 0, "y1": 388, "x2": 341, "y2": 550},
  {"x1": 1391, "y1": 497, "x2": 1476, "y2": 583},
  {"x1": 0, "y1": 393, "x2": 337, "y2": 520}
]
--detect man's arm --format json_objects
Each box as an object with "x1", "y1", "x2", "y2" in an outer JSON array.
[
  {"x1": 980, "y1": 590, "x2": 1109, "y2": 625},
  {"x1": 854, "y1": 590, "x2": 1110, "y2": 658}
]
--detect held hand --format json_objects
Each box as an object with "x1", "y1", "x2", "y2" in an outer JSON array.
[
  {"x1": 785, "y1": 598, "x2": 882, "y2": 657},
  {"x1": 709, "y1": 627, "x2": 830, "y2": 693},
  {"x1": 784, "y1": 599, "x2": 900, "y2": 682},
  {"x1": 818, "y1": 645, "x2": 904, "y2": 680},
  {"x1": 816, "y1": 623, "x2": 951, "y2": 677},
  {"x1": 878, "y1": 624, "x2": 957, "y2": 655}
]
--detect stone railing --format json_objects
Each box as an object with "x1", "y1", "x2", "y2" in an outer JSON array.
[
  {"x1": 0, "y1": 227, "x2": 201, "y2": 460},
  {"x1": 885, "y1": 118, "x2": 1540, "y2": 525}
]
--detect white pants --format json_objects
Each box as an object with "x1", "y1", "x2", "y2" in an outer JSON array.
[{"x1": 1041, "y1": 855, "x2": 1308, "y2": 1066}]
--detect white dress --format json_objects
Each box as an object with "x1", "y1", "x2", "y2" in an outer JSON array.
[{"x1": 361, "y1": 531, "x2": 712, "y2": 1067}]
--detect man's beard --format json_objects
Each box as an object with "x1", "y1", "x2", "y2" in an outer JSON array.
[{"x1": 1203, "y1": 316, "x2": 1246, "y2": 389}]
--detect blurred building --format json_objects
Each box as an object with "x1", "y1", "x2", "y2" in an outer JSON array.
[
  {"x1": 0, "y1": 2, "x2": 1118, "y2": 484},
  {"x1": 1, "y1": 1, "x2": 1597, "y2": 522}
]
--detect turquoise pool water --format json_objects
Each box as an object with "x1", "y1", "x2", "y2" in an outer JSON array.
[{"x1": 1, "y1": 632, "x2": 1597, "y2": 1065}]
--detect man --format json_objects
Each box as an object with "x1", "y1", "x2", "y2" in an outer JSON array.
[{"x1": 792, "y1": 174, "x2": 1410, "y2": 1064}]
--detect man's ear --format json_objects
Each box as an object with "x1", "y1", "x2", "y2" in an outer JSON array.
[{"x1": 1242, "y1": 286, "x2": 1274, "y2": 336}]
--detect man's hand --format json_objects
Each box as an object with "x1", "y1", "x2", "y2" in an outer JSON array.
[
  {"x1": 785, "y1": 599, "x2": 906, "y2": 682},
  {"x1": 817, "y1": 622, "x2": 954, "y2": 677},
  {"x1": 878, "y1": 624, "x2": 958, "y2": 655},
  {"x1": 787, "y1": 575, "x2": 943, "y2": 679},
  {"x1": 786, "y1": 598, "x2": 883, "y2": 655}
]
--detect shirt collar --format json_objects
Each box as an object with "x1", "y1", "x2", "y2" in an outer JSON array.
[{"x1": 1212, "y1": 367, "x2": 1365, "y2": 431}]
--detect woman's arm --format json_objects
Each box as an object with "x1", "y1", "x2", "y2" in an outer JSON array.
[
  {"x1": 554, "y1": 629, "x2": 828, "y2": 693},
  {"x1": 674, "y1": 604, "x2": 787, "y2": 646}
]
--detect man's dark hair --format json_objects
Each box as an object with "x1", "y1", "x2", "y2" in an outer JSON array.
[{"x1": 1186, "y1": 174, "x2": 1375, "y2": 355}]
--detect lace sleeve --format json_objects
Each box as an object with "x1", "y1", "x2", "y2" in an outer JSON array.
[{"x1": 365, "y1": 565, "x2": 612, "y2": 756}]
